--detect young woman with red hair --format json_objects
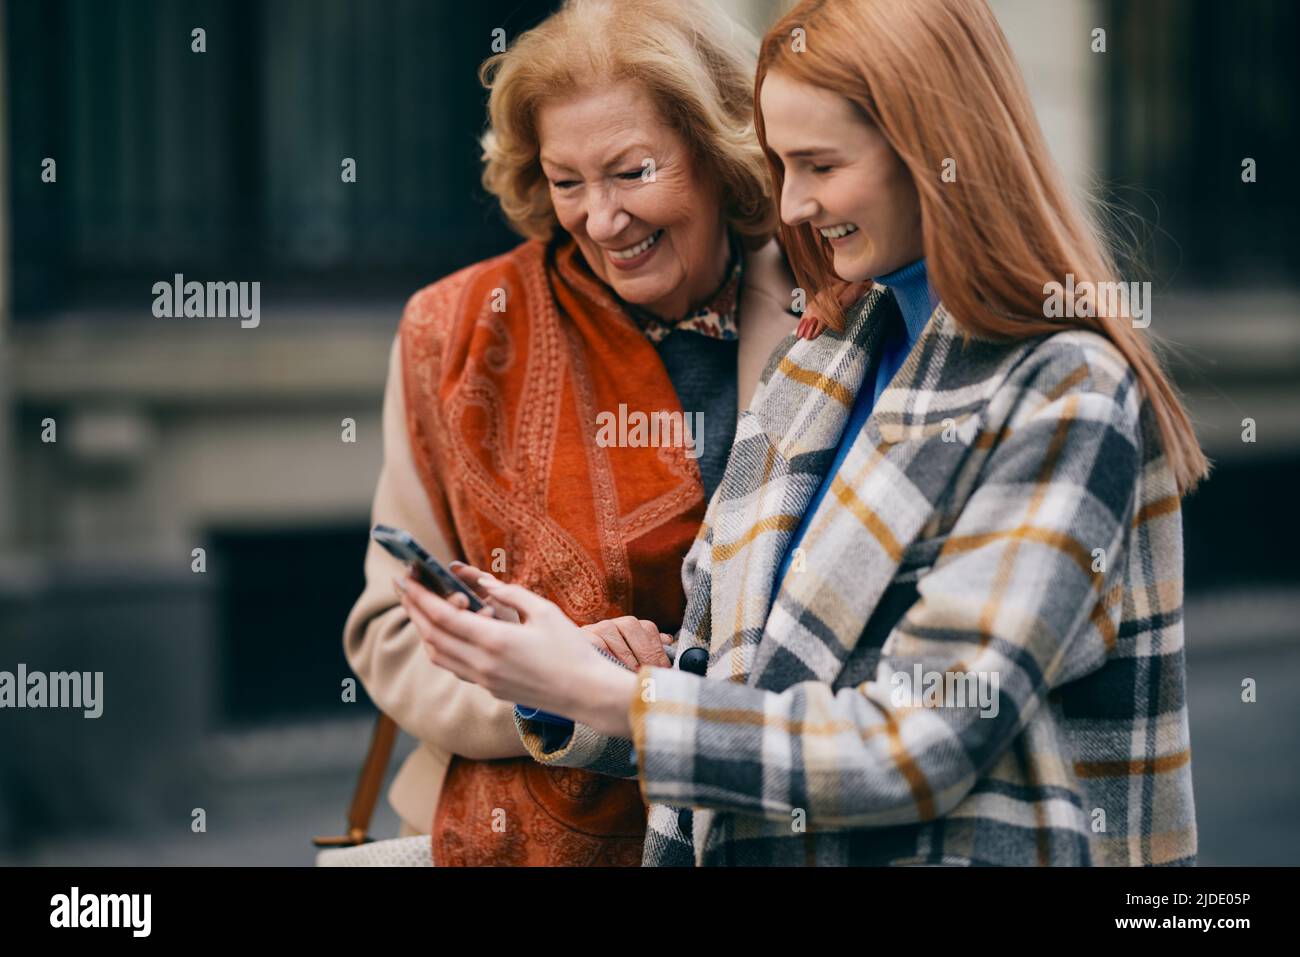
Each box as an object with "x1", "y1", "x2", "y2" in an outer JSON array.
[{"x1": 398, "y1": 0, "x2": 1208, "y2": 866}]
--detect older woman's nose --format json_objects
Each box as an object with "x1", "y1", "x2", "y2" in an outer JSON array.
[{"x1": 585, "y1": 188, "x2": 633, "y2": 242}]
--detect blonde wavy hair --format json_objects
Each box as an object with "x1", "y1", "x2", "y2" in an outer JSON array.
[{"x1": 478, "y1": 0, "x2": 778, "y2": 249}]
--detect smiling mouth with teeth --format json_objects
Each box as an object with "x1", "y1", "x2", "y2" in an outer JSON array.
[
  {"x1": 819, "y1": 223, "x2": 860, "y2": 240},
  {"x1": 609, "y1": 228, "x2": 665, "y2": 261}
]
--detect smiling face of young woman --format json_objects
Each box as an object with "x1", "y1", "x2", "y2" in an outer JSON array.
[
  {"x1": 536, "y1": 82, "x2": 730, "y2": 320},
  {"x1": 760, "y1": 70, "x2": 923, "y2": 282}
]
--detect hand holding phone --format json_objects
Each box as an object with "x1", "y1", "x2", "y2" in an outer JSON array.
[
  {"x1": 371, "y1": 524, "x2": 489, "y2": 614},
  {"x1": 375, "y1": 524, "x2": 569, "y2": 725}
]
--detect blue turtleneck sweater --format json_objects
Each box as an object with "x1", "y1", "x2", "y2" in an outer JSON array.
[{"x1": 770, "y1": 258, "x2": 937, "y2": 600}]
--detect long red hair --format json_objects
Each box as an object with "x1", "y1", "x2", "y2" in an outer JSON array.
[{"x1": 755, "y1": 0, "x2": 1208, "y2": 494}]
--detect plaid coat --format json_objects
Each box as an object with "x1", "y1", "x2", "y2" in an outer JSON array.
[{"x1": 517, "y1": 286, "x2": 1197, "y2": 866}]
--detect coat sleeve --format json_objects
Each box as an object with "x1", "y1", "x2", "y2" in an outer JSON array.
[
  {"x1": 626, "y1": 342, "x2": 1143, "y2": 826},
  {"x1": 342, "y1": 315, "x2": 528, "y2": 761}
]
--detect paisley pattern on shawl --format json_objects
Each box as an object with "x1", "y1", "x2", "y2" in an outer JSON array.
[{"x1": 400, "y1": 234, "x2": 714, "y2": 865}]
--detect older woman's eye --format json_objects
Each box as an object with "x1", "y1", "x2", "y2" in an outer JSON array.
[
  {"x1": 617, "y1": 170, "x2": 645, "y2": 182},
  {"x1": 551, "y1": 179, "x2": 579, "y2": 190}
]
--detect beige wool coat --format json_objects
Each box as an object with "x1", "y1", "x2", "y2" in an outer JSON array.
[{"x1": 342, "y1": 238, "x2": 799, "y2": 835}]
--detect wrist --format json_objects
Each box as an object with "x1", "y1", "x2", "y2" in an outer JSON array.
[{"x1": 575, "y1": 657, "x2": 638, "y2": 738}]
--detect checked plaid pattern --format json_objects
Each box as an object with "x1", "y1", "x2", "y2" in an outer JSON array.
[{"x1": 518, "y1": 286, "x2": 1197, "y2": 866}]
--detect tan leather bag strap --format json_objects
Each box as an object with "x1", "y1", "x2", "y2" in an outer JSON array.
[{"x1": 312, "y1": 713, "x2": 399, "y2": 847}]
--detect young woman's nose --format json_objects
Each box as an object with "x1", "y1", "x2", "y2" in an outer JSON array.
[{"x1": 780, "y1": 181, "x2": 819, "y2": 227}]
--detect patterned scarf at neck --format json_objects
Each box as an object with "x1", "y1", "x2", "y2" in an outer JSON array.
[{"x1": 622, "y1": 232, "x2": 743, "y2": 344}]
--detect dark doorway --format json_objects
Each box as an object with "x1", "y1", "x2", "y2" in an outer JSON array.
[{"x1": 209, "y1": 522, "x2": 373, "y2": 726}]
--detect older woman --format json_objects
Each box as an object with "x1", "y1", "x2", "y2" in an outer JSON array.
[{"x1": 342, "y1": 0, "x2": 796, "y2": 865}]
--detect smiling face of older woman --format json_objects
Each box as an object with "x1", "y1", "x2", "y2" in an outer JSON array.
[{"x1": 537, "y1": 82, "x2": 731, "y2": 321}]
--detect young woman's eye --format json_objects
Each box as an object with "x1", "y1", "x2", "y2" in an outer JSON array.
[{"x1": 811, "y1": 164, "x2": 834, "y2": 174}]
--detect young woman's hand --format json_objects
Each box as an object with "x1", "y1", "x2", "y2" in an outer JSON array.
[
  {"x1": 392, "y1": 565, "x2": 638, "y2": 738},
  {"x1": 449, "y1": 562, "x2": 671, "y2": 668},
  {"x1": 446, "y1": 561, "x2": 520, "y2": 623}
]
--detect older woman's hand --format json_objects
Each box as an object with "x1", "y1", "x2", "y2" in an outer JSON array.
[
  {"x1": 581, "y1": 617, "x2": 673, "y2": 669},
  {"x1": 392, "y1": 567, "x2": 639, "y2": 738},
  {"x1": 796, "y1": 280, "x2": 872, "y2": 340}
]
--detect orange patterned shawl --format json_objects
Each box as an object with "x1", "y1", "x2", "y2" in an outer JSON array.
[{"x1": 399, "y1": 234, "x2": 708, "y2": 865}]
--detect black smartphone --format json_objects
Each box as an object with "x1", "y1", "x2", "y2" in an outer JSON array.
[{"x1": 371, "y1": 524, "x2": 487, "y2": 613}]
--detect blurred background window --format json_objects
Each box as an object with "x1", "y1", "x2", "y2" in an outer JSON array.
[
  {"x1": 1102, "y1": 0, "x2": 1299, "y2": 284},
  {"x1": 7, "y1": 0, "x2": 559, "y2": 317}
]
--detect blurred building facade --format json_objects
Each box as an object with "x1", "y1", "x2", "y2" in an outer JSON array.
[{"x1": 1, "y1": 0, "x2": 1297, "y2": 863}]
